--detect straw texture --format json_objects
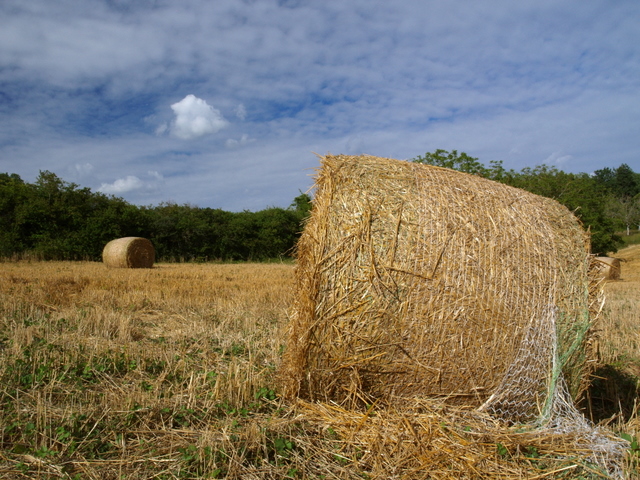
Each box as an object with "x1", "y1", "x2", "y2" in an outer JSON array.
[
  {"x1": 102, "y1": 237, "x2": 155, "y2": 268},
  {"x1": 280, "y1": 154, "x2": 600, "y2": 425}
]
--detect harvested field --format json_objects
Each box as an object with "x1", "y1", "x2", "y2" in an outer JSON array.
[{"x1": 0, "y1": 249, "x2": 638, "y2": 478}]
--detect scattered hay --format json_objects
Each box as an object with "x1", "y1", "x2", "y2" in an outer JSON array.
[
  {"x1": 594, "y1": 257, "x2": 622, "y2": 281},
  {"x1": 293, "y1": 398, "x2": 624, "y2": 480},
  {"x1": 102, "y1": 237, "x2": 155, "y2": 269}
]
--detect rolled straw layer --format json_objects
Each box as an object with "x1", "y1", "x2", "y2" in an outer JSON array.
[
  {"x1": 281, "y1": 154, "x2": 600, "y2": 424},
  {"x1": 102, "y1": 237, "x2": 155, "y2": 269}
]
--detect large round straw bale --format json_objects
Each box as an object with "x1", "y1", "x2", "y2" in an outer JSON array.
[
  {"x1": 102, "y1": 237, "x2": 155, "y2": 268},
  {"x1": 594, "y1": 256, "x2": 621, "y2": 280},
  {"x1": 280, "y1": 154, "x2": 600, "y2": 424}
]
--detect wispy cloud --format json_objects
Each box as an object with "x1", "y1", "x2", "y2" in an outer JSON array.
[
  {"x1": 235, "y1": 104, "x2": 247, "y2": 121},
  {"x1": 545, "y1": 152, "x2": 573, "y2": 166},
  {"x1": 98, "y1": 170, "x2": 164, "y2": 196},
  {"x1": 225, "y1": 134, "x2": 255, "y2": 149},
  {"x1": 99, "y1": 175, "x2": 144, "y2": 194},
  {"x1": 74, "y1": 163, "x2": 94, "y2": 176},
  {"x1": 0, "y1": 0, "x2": 638, "y2": 211}
]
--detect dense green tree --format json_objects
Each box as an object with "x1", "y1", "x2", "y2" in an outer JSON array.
[
  {"x1": 146, "y1": 203, "x2": 302, "y2": 261},
  {"x1": 3, "y1": 159, "x2": 633, "y2": 261},
  {"x1": 413, "y1": 149, "x2": 488, "y2": 176},
  {"x1": 147, "y1": 203, "x2": 236, "y2": 261},
  {"x1": 613, "y1": 164, "x2": 639, "y2": 198},
  {"x1": 289, "y1": 192, "x2": 313, "y2": 220},
  {"x1": 0, "y1": 171, "x2": 148, "y2": 260},
  {"x1": 0, "y1": 173, "x2": 29, "y2": 256},
  {"x1": 593, "y1": 167, "x2": 616, "y2": 192},
  {"x1": 253, "y1": 207, "x2": 301, "y2": 259},
  {"x1": 0, "y1": 170, "x2": 307, "y2": 261},
  {"x1": 201, "y1": 208, "x2": 237, "y2": 260},
  {"x1": 78, "y1": 196, "x2": 149, "y2": 258},
  {"x1": 13, "y1": 171, "x2": 83, "y2": 259},
  {"x1": 594, "y1": 164, "x2": 640, "y2": 198}
]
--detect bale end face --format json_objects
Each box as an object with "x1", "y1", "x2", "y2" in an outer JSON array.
[{"x1": 102, "y1": 237, "x2": 155, "y2": 268}]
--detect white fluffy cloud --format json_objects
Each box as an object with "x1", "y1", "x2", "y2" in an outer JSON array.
[
  {"x1": 168, "y1": 95, "x2": 228, "y2": 140},
  {"x1": 98, "y1": 175, "x2": 144, "y2": 194},
  {"x1": 98, "y1": 170, "x2": 166, "y2": 196}
]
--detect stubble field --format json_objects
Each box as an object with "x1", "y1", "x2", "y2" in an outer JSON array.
[{"x1": 0, "y1": 249, "x2": 639, "y2": 479}]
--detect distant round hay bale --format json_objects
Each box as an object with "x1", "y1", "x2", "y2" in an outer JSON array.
[
  {"x1": 102, "y1": 237, "x2": 155, "y2": 268},
  {"x1": 594, "y1": 256, "x2": 621, "y2": 280},
  {"x1": 280, "y1": 154, "x2": 600, "y2": 425}
]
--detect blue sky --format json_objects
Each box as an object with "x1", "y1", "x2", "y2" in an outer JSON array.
[{"x1": 1, "y1": 0, "x2": 638, "y2": 211}]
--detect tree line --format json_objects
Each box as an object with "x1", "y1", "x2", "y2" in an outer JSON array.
[
  {"x1": 0, "y1": 171, "x2": 311, "y2": 262},
  {"x1": 413, "y1": 150, "x2": 640, "y2": 255},
  {"x1": 1, "y1": 154, "x2": 637, "y2": 261}
]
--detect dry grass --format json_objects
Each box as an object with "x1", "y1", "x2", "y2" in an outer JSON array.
[
  {"x1": 587, "y1": 246, "x2": 640, "y2": 440},
  {"x1": 0, "y1": 262, "x2": 295, "y2": 479},
  {"x1": 0, "y1": 255, "x2": 639, "y2": 479},
  {"x1": 599, "y1": 245, "x2": 640, "y2": 366}
]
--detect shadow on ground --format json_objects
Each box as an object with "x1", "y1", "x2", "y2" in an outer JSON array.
[{"x1": 580, "y1": 364, "x2": 640, "y2": 424}]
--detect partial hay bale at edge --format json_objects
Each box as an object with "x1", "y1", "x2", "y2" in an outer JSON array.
[
  {"x1": 594, "y1": 256, "x2": 621, "y2": 280},
  {"x1": 102, "y1": 237, "x2": 155, "y2": 269},
  {"x1": 280, "y1": 154, "x2": 600, "y2": 426}
]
